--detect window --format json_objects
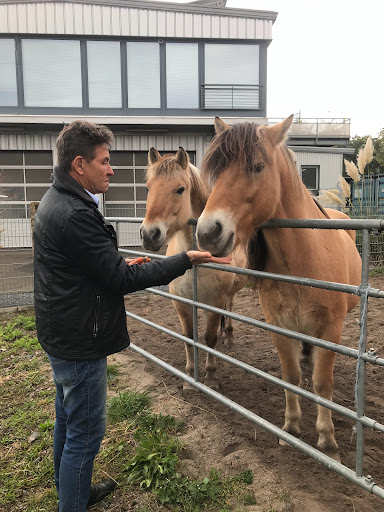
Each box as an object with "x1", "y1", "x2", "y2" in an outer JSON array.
[
  {"x1": 0, "y1": 151, "x2": 53, "y2": 218},
  {"x1": 106, "y1": 151, "x2": 149, "y2": 217},
  {"x1": 127, "y1": 43, "x2": 160, "y2": 108},
  {"x1": 105, "y1": 150, "x2": 196, "y2": 218},
  {"x1": 0, "y1": 39, "x2": 17, "y2": 106},
  {"x1": 87, "y1": 41, "x2": 122, "y2": 108},
  {"x1": 204, "y1": 44, "x2": 260, "y2": 109},
  {"x1": 166, "y1": 43, "x2": 199, "y2": 109},
  {"x1": 301, "y1": 165, "x2": 319, "y2": 194},
  {"x1": 22, "y1": 39, "x2": 82, "y2": 107}
]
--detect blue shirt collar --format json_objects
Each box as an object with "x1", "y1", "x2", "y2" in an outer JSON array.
[{"x1": 85, "y1": 189, "x2": 100, "y2": 206}]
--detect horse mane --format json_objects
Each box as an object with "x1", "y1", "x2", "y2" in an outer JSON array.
[
  {"x1": 201, "y1": 122, "x2": 272, "y2": 184},
  {"x1": 146, "y1": 154, "x2": 210, "y2": 214},
  {"x1": 247, "y1": 228, "x2": 267, "y2": 282}
]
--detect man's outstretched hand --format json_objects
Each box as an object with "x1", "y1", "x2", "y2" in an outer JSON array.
[{"x1": 186, "y1": 250, "x2": 232, "y2": 265}]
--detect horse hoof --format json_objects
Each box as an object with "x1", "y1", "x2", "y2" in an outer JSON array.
[
  {"x1": 204, "y1": 379, "x2": 220, "y2": 391},
  {"x1": 182, "y1": 381, "x2": 196, "y2": 391},
  {"x1": 318, "y1": 445, "x2": 341, "y2": 463}
]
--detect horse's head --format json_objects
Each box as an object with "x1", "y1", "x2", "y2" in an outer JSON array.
[
  {"x1": 196, "y1": 115, "x2": 293, "y2": 256},
  {"x1": 141, "y1": 147, "x2": 197, "y2": 251}
]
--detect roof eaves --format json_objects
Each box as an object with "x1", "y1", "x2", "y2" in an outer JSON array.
[{"x1": 0, "y1": 0, "x2": 278, "y2": 21}]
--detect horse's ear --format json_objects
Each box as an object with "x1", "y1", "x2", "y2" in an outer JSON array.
[
  {"x1": 214, "y1": 116, "x2": 229, "y2": 136},
  {"x1": 148, "y1": 147, "x2": 161, "y2": 165},
  {"x1": 175, "y1": 147, "x2": 189, "y2": 170},
  {"x1": 266, "y1": 115, "x2": 294, "y2": 147}
]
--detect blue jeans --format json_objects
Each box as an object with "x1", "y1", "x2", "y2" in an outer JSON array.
[{"x1": 48, "y1": 355, "x2": 107, "y2": 512}]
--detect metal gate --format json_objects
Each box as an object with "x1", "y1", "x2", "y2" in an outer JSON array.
[{"x1": 110, "y1": 216, "x2": 384, "y2": 497}]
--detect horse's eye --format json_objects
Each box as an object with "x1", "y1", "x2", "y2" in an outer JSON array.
[
  {"x1": 254, "y1": 163, "x2": 265, "y2": 173},
  {"x1": 176, "y1": 187, "x2": 185, "y2": 195}
]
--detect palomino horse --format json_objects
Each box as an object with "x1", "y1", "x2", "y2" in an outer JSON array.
[
  {"x1": 196, "y1": 116, "x2": 362, "y2": 459},
  {"x1": 140, "y1": 147, "x2": 247, "y2": 389}
]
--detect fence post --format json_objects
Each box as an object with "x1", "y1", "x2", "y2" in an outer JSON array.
[
  {"x1": 192, "y1": 223, "x2": 199, "y2": 382},
  {"x1": 30, "y1": 201, "x2": 39, "y2": 256},
  {"x1": 355, "y1": 228, "x2": 370, "y2": 478}
]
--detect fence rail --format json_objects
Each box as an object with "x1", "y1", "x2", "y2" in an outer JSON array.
[{"x1": 114, "y1": 216, "x2": 384, "y2": 499}]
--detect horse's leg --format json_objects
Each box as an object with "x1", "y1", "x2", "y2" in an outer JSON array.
[
  {"x1": 312, "y1": 324, "x2": 341, "y2": 460},
  {"x1": 271, "y1": 333, "x2": 302, "y2": 439},
  {"x1": 222, "y1": 295, "x2": 234, "y2": 346},
  {"x1": 203, "y1": 311, "x2": 223, "y2": 389},
  {"x1": 173, "y1": 301, "x2": 195, "y2": 390}
]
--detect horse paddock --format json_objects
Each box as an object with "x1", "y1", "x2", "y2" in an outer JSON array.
[{"x1": 111, "y1": 274, "x2": 384, "y2": 512}]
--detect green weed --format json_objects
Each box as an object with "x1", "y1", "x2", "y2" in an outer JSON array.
[{"x1": 1, "y1": 313, "x2": 255, "y2": 512}]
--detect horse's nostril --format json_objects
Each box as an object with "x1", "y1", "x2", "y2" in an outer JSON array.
[
  {"x1": 213, "y1": 221, "x2": 222, "y2": 238},
  {"x1": 153, "y1": 228, "x2": 161, "y2": 241},
  {"x1": 139, "y1": 227, "x2": 143, "y2": 239}
]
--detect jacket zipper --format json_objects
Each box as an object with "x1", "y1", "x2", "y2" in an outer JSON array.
[{"x1": 93, "y1": 295, "x2": 101, "y2": 338}]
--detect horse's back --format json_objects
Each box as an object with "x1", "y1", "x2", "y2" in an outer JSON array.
[{"x1": 324, "y1": 208, "x2": 356, "y2": 242}]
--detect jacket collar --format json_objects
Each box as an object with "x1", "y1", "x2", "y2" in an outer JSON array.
[{"x1": 52, "y1": 166, "x2": 97, "y2": 209}]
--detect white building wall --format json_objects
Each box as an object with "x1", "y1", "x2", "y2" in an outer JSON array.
[
  {"x1": 294, "y1": 151, "x2": 344, "y2": 190},
  {"x1": 0, "y1": 2, "x2": 273, "y2": 40}
]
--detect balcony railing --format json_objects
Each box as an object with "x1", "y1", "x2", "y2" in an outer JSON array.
[
  {"x1": 269, "y1": 117, "x2": 351, "y2": 139},
  {"x1": 201, "y1": 84, "x2": 263, "y2": 110}
]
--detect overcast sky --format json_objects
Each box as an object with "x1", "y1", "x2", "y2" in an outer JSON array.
[{"x1": 227, "y1": 0, "x2": 384, "y2": 137}]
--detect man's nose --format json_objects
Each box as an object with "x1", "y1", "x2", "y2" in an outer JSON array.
[{"x1": 108, "y1": 165, "x2": 114, "y2": 175}]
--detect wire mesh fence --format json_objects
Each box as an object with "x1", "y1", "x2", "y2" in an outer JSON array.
[{"x1": 0, "y1": 208, "x2": 383, "y2": 307}]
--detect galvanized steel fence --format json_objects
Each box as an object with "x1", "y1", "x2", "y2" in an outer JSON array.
[{"x1": 108, "y1": 216, "x2": 384, "y2": 500}]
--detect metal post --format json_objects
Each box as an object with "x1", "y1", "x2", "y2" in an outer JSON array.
[
  {"x1": 192, "y1": 223, "x2": 199, "y2": 382},
  {"x1": 355, "y1": 228, "x2": 370, "y2": 477}
]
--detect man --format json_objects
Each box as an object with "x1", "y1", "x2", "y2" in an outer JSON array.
[{"x1": 33, "y1": 120, "x2": 230, "y2": 512}]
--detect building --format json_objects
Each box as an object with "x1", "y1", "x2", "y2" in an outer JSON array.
[{"x1": 0, "y1": 0, "x2": 353, "y2": 247}]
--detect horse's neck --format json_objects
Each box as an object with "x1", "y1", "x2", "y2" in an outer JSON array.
[
  {"x1": 274, "y1": 154, "x2": 321, "y2": 221},
  {"x1": 263, "y1": 153, "x2": 324, "y2": 272}
]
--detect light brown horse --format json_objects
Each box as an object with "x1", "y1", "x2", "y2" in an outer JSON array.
[
  {"x1": 140, "y1": 147, "x2": 247, "y2": 389},
  {"x1": 196, "y1": 116, "x2": 362, "y2": 459}
]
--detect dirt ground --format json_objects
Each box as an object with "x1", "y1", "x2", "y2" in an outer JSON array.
[{"x1": 111, "y1": 275, "x2": 384, "y2": 512}]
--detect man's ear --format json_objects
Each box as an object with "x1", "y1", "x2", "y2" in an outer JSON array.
[{"x1": 72, "y1": 156, "x2": 84, "y2": 175}]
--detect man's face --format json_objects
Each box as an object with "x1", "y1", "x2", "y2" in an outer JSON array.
[{"x1": 81, "y1": 144, "x2": 114, "y2": 194}]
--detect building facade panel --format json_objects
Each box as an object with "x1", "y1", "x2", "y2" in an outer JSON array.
[
  {"x1": 0, "y1": 2, "x2": 274, "y2": 40},
  {"x1": 294, "y1": 151, "x2": 343, "y2": 191}
]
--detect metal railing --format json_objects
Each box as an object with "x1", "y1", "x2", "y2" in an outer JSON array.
[
  {"x1": 107, "y1": 215, "x2": 384, "y2": 499},
  {"x1": 200, "y1": 84, "x2": 263, "y2": 110}
]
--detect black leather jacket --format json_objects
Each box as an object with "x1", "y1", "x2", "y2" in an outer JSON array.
[{"x1": 33, "y1": 166, "x2": 192, "y2": 361}]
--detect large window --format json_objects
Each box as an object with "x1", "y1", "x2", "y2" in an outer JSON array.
[
  {"x1": 166, "y1": 43, "x2": 199, "y2": 109},
  {"x1": 106, "y1": 151, "x2": 148, "y2": 218},
  {"x1": 127, "y1": 43, "x2": 160, "y2": 108},
  {"x1": 22, "y1": 39, "x2": 82, "y2": 107},
  {"x1": 0, "y1": 39, "x2": 17, "y2": 106},
  {"x1": 87, "y1": 41, "x2": 122, "y2": 108},
  {"x1": 1, "y1": 38, "x2": 263, "y2": 113},
  {"x1": 204, "y1": 44, "x2": 260, "y2": 109},
  {"x1": 301, "y1": 165, "x2": 319, "y2": 194},
  {"x1": 0, "y1": 151, "x2": 53, "y2": 218}
]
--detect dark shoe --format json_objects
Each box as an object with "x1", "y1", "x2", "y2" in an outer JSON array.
[{"x1": 87, "y1": 479, "x2": 117, "y2": 506}]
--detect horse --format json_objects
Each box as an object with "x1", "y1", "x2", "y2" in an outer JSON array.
[
  {"x1": 195, "y1": 116, "x2": 362, "y2": 460},
  {"x1": 140, "y1": 147, "x2": 247, "y2": 390}
]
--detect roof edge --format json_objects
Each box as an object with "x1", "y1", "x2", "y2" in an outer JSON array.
[{"x1": 0, "y1": 0, "x2": 278, "y2": 21}]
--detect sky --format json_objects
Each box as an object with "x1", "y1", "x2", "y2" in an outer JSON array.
[
  {"x1": 153, "y1": 0, "x2": 384, "y2": 138},
  {"x1": 226, "y1": 0, "x2": 384, "y2": 138}
]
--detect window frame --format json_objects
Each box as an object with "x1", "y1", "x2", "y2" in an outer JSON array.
[
  {"x1": 301, "y1": 165, "x2": 320, "y2": 194},
  {"x1": 0, "y1": 35, "x2": 266, "y2": 117}
]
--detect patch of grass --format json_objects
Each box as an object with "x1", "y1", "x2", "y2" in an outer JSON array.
[
  {"x1": 370, "y1": 266, "x2": 384, "y2": 277},
  {"x1": 108, "y1": 390, "x2": 151, "y2": 423},
  {"x1": 107, "y1": 363, "x2": 120, "y2": 381},
  {"x1": 1, "y1": 313, "x2": 255, "y2": 512}
]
